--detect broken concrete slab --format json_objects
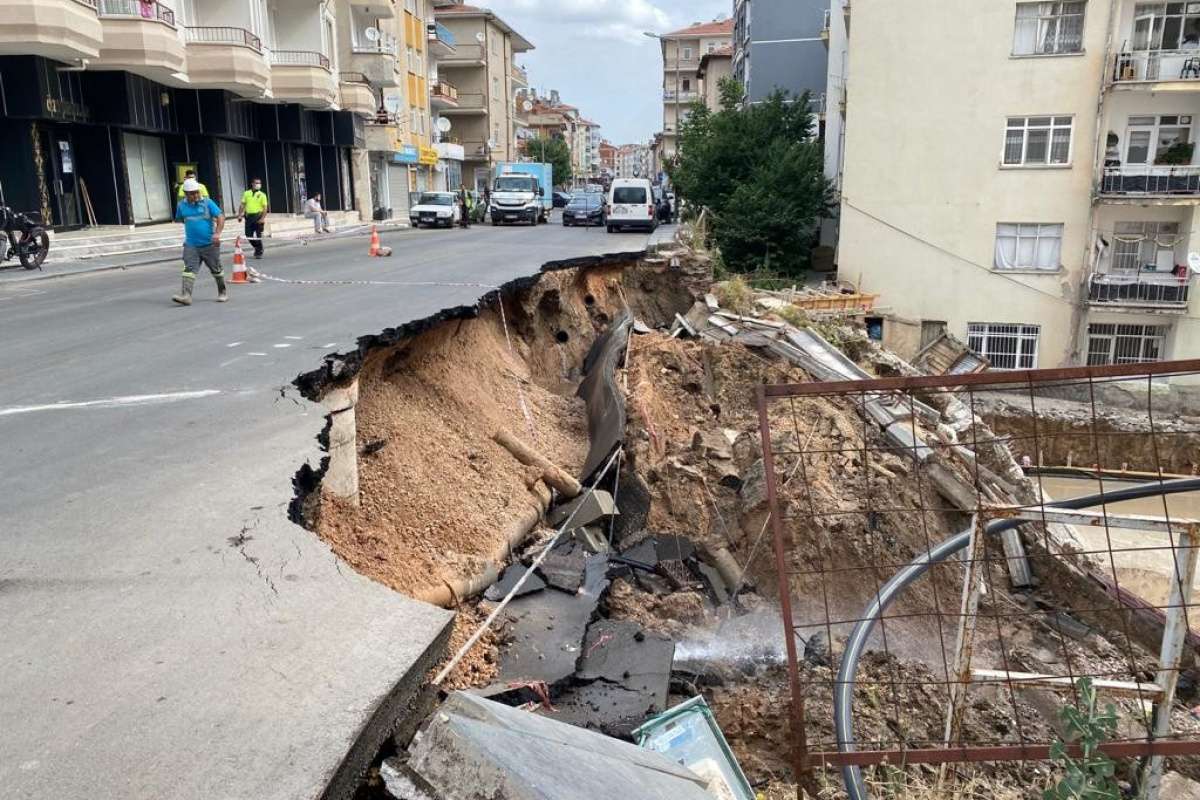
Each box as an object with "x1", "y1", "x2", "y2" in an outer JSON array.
[
  {"x1": 488, "y1": 554, "x2": 609, "y2": 688},
  {"x1": 485, "y1": 564, "x2": 547, "y2": 602},
  {"x1": 548, "y1": 489, "x2": 618, "y2": 528},
  {"x1": 409, "y1": 692, "x2": 714, "y2": 800},
  {"x1": 573, "y1": 526, "x2": 610, "y2": 554},
  {"x1": 537, "y1": 541, "x2": 588, "y2": 593},
  {"x1": 655, "y1": 534, "x2": 697, "y2": 563}
]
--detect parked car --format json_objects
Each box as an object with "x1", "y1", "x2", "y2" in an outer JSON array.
[
  {"x1": 606, "y1": 178, "x2": 657, "y2": 233},
  {"x1": 408, "y1": 192, "x2": 461, "y2": 228},
  {"x1": 562, "y1": 193, "x2": 605, "y2": 227},
  {"x1": 553, "y1": 191, "x2": 573, "y2": 208}
]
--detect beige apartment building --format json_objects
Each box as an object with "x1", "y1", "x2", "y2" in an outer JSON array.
[
  {"x1": 841, "y1": 0, "x2": 1200, "y2": 378},
  {"x1": 432, "y1": 4, "x2": 532, "y2": 193},
  {"x1": 654, "y1": 18, "x2": 733, "y2": 160}
]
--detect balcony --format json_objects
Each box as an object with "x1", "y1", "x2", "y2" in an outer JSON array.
[
  {"x1": 665, "y1": 57, "x2": 700, "y2": 71},
  {"x1": 0, "y1": 0, "x2": 103, "y2": 61},
  {"x1": 1087, "y1": 271, "x2": 1192, "y2": 312},
  {"x1": 430, "y1": 80, "x2": 459, "y2": 109},
  {"x1": 437, "y1": 42, "x2": 485, "y2": 67},
  {"x1": 439, "y1": 91, "x2": 485, "y2": 115},
  {"x1": 461, "y1": 140, "x2": 492, "y2": 159},
  {"x1": 349, "y1": 0, "x2": 395, "y2": 18},
  {"x1": 350, "y1": 32, "x2": 399, "y2": 87},
  {"x1": 95, "y1": 0, "x2": 184, "y2": 79},
  {"x1": 663, "y1": 89, "x2": 699, "y2": 101},
  {"x1": 820, "y1": 8, "x2": 831, "y2": 43},
  {"x1": 1112, "y1": 50, "x2": 1200, "y2": 89},
  {"x1": 511, "y1": 64, "x2": 528, "y2": 87},
  {"x1": 435, "y1": 141, "x2": 465, "y2": 161},
  {"x1": 271, "y1": 50, "x2": 337, "y2": 109},
  {"x1": 1100, "y1": 165, "x2": 1200, "y2": 199},
  {"x1": 185, "y1": 26, "x2": 269, "y2": 97},
  {"x1": 427, "y1": 21, "x2": 455, "y2": 56},
  {"x1": 339, "y1": 72, "x2": 376, "y2": 117},
  {"x1": 365, "y1": 122, "x2": 400, "y2": 153}
]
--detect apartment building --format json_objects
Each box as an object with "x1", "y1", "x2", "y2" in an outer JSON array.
[
  {"x1": 698, "y1": 46, "x2": 733, "y2": 110},
  {"x1": 579, "y1": 118, "x2": 601, "y2": 182},
  {"x1": 0, "y1": 0, "x2": 376, "y2": 229},
  {"x1": 840, "y1": 0, "x2": 1200, "y2": 377},
  {"x1": 598, "y1": 140, "x2": 617, "y2": 177},
  {"x1": 432, "y1": 4, "x2": 533, "y2": 193},
  {"x1": 616, "y1": 143, "x2": 650, "y2": 179},
  {"x1": 732, "y1": 0, "x2": 828, "y2": 104},
  {"x1": 654, "y1": 18, "x2": 733, "y2": 160}
]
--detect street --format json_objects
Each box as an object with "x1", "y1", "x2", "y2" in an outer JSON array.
[{"x1": 0, "y1": 221, "x2": 663, "y2": 800}]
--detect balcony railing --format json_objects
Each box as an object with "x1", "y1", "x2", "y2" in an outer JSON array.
[
  {"x1": 272, "y1": 50, "x2": 331, "y2": 69},
  {"x1": 1113, "y1": 49, "x2": 1200, "y2": 83},
  {"x1": 352, "y1": 33, "x2": 398, "y2": 56},
  {"x1": 440, "y1": 42, "x2": 483, "y2": 62},
  {"x1": 98, "y1": 0, "x2": 174, "y2": 25},
  {"x1": 663, "y1": 90, "x2": 698, "y2": 101},
  {"x1": 446, "y1": 92, "x2": 484, "y2": 110},
  {"x1": 186, "y1": 26, "x2": 261, "y2": 52},
  {"x1": 339, "y1": 71, "x2": 370, "y2": 84},
  {"x1": 1087, "y1": 271, "x2": 1191, "y2": 309},
  {"x1": 511, "y1": 65, "x2": 528, "y2": 85},
  {"x1": 431, "y1": 81, "x2": 458, "y2": 101},
  {"x1": 1100, "y1": 165, "x2": 1200, "y2": 196},
  {"x1": 427, "y1": 21, "x2": 455, "y2": 49}
]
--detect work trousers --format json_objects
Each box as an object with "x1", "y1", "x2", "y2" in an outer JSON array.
[
  {"x1": 244, "y1": 213, "x2": 265, "y2": 256},
  {"x1": 182, "y1": 243, "x2": 222, "y2": 278}
]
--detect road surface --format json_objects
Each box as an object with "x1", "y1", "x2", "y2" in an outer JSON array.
[{"x1": 0, "y1": 220, "x2": 664, "y2": 800}]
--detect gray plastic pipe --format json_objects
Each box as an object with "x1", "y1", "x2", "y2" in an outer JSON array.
[{"x1": 835, "y1": 477, "x2": 1200, "y2": 800}]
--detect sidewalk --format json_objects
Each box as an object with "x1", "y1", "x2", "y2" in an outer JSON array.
[{"x1": 0, "y1": 219, "x2": 410, "y2": 285}]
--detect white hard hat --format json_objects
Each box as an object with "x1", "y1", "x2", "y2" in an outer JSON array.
[{"x1": 182, "y1": 178, "x2": 201, "y2": 192}]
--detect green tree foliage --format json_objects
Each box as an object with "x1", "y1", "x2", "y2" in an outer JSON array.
[
  {"x1": 669, "y1": 79, "x2": 834, "y2": 276},
  {"x1": 521, "y1": 135, "x2": 573, "y2": 188},
  {"x1": 1043, "y1": 678, "x2": 1121, "y2": 800}
]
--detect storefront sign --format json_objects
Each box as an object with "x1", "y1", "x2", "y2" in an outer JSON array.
[
  {"x1": 418, "y1": 145, "x2": 439, "y2": 166},
  {"x1": 393, "y1": 145, "x2": 419, "y2": 164}
]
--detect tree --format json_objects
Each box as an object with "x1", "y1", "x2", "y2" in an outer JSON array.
[
  {"x1": 522, "y1": 135, "x2": 573, "y2": 188},
  {"x1": 668, "y1": 78, "x2": 834, "y2": 276}
]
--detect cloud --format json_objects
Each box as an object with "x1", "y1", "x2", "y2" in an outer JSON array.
[{"x1": 491, "y1": 0, "x2": 672, "y2": 42}]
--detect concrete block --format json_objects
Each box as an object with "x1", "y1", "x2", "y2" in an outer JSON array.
[{"x1": 548, "y1": 490, "x2": 618, "y2": 528}]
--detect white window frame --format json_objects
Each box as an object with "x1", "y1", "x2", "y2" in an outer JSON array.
[
  {"x1": 967, "y1": 323, "x2": 1041, "y2": 370},
  {"x1": 1111, "y1": 220, "x2": 1180, "y2": 272},
  {"x1": 1003, "y1": 115, "x2": 1074, "y2": 166},
  {"x1": 1122, "y1": 113, "x2": 1194, "y2": 164},
  {"x1": 1086, "y1": 323, "x2": 1169, "y2": 365},
  {"x1": 1012, "y1": 1, "x2": 1087, "y2": 56},
  {"x1": 994, "y1": 222, "x2": 1064, "y2": 270},
  {"x1": 1133, "y1": 2, "x2": 1200, "y2": 51},
  {"x1": 682, "y1": 46, "x2": 693, "y2": 61}
]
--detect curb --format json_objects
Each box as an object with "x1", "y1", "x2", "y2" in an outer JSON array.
[{"x1": 0, "y1": 223, "x2": 413, "y2": 286}]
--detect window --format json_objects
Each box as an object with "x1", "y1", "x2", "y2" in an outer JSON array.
[
  {"x1": 682, "y1": 78, "x2": 691, "y2": 92},
  {"x1": 967, "y1": 323, "x2": 1040, "y2": 369},
  {"x1": 1004, "y1": 116, "x2": 1073, "y2": 165},
  {"x1": 1133, "y1": 2, "x2": 1200, "y2": 51},
  {"x1": 1112, "y1": 221, "x2": 1180, "y2": 271},
  {"x1": 682, "y1": 46, "x2": 693, "y2": 60},
  {"x1": 994, "y1": 223, "x2": 1064, "y2": 269},
  {"x1": 1087, "y1": 323, "x2": 1168, "y2": 365},
  {"x1": 1013, "y1": 2, "x2": 1086, "y2": 55},
  {"x1": 1123, "y1": 114, "x2": 1193, "y2": 164},
  {"x1": 492, "y1": 76, "x2": 500, "y2": 99},
  {"x1": 707, "y1": 41, "x2": 717, "y2": 53},
  {"x1": 613, "y1": 186, "x2": 648, "y2": 204}
]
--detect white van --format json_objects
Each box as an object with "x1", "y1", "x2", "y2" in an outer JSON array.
[{"x1": 606, "y1": 178, "x2": 657, "y2": 233}]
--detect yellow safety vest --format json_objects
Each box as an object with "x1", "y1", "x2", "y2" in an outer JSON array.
[{"x1": 242, "y1": 189, "x2": 268, "y2": 215}]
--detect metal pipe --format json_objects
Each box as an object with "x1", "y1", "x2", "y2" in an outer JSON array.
[{"x1": 835, "y1": 477, "x2": 1200, "y2": 800}]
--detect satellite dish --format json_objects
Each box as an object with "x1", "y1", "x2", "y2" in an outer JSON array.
[
  {"x1": 364, "y1": 26, "x2": 380, "y2": 42},
  {"x1": 383, "y1": 94, "x2": 401, "y2": 114},
  {"x1": 475, "y1": 32, "x2": 485, "y2": 43},
  {"x1": 436, "y1": 117, "x2": 452, "y2": 133},
  {"x1": 487, "y1": 138, "x2": 498, "y2": 149},
  {"x1": 1189, "y1": 252, "x2": 1200, "y2": 273},
  {"x1": 522, "y1": 100, "x2": 533, "y2": 111}
]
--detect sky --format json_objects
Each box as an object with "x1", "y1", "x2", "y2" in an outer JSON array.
[{"x1": 478, "y1": 0, "x2": 733, "y2": 146}]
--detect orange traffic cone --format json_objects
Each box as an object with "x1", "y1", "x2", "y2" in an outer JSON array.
[
  {"x1": 368, "y1": 225, "x2": 381, "y2": 257},
  {"x1": 231, "y1": 236, "x2": 249, "y2": 284}
]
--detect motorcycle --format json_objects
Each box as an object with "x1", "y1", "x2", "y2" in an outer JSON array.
[{"x1": 1, "y1": 205, "x2": 50, "y2": 270}]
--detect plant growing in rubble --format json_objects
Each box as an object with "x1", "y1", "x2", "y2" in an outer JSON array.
[{"x1": 1043, "y1": 677, "x2": 1121, "y2": 800}]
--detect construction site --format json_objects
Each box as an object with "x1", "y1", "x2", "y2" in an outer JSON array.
[{"x1": 287, "y1": 222, "x2": 1200, "y2": 800}]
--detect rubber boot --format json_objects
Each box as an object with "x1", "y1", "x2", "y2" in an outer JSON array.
[
  {"x1": 215, "y1": 275, "x2": 229, "y2": 303},
  {"x1": 172, "y1": 274, "x2": 195, "y2": 306}
]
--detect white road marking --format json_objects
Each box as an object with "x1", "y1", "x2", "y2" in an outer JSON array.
[
  {"x1": 322, "y1": 342, "x2": 337, "y2": 348},
  {"x1": 273, "y1": 343, "x2": 291, "y2": 349},
  {"x1": 284, "y1": 336, "x2": 303, "y2": 340},
  {"x1": 226, "y1": 341, "x2": 243, "y2": 348},
  {"x1": 0, "y1": 390, "x2": 221, "y2": 417},
  {"x1": 248, "y1": 352, "x2": 267, "y2": 356}
]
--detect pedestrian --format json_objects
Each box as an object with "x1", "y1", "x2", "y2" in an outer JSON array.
[
  {"x1": 305, "y1": 193, "x2": 332, "y2": 234},
  {"x1": 237, "y1": 178, "x2": 269, "y2": 260},
  {"x1": 176, "y1": 169, "x2": 209, "y2": 200},
  {"x1": 172, "y1": 178, "x2": 227, "y2": 306},
  {"x1": 458, "y1": 186, "x2": 471, "y2": 229}
]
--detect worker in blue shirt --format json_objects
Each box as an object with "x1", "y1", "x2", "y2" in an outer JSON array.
[{"x1": 172, "y1": 178, "x2": 227, "y2": 306}]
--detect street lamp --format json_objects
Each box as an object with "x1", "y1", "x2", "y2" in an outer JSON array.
[{"x1": 644, "y1": 30, "x2": 679, "y2": 175}]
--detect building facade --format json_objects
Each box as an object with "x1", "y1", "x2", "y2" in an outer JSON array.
[
  {"x1": 839, "y1": 0, "x2": 1200, "y2": 377},
  {"x1": 432, "y1": 4, "x2": 532, "y2": 193},
  {"x1": 615, "y1": 143, "x2": 650, "y2": 179},
  {"x1": 732, "y1": 0, "x2": 828, "y2": 105},
  {"x1": 0, "y1": 0, "x2": 374, "y2": 230},
  {"x1": 598, "y1": 140, "x2": 617, "y2": 178},
  {"x1": 698, "y1": 46, "x2": 733, "y2": 110},
  {"x1": 655, "y1": 18, "x2": 733, "y2": 161}
]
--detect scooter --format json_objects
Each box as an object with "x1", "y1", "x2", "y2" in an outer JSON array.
[{"x1": 1, "y1": 205, "x2": 49, "y2": 270}]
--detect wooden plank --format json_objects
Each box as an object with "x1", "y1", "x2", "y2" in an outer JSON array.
[{"x1": 970, "y1": 669, "x2": 1163, "y2": 699}]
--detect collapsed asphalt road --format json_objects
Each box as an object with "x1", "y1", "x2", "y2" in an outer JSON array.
[{"x1": 0, "y1": 222, "x2": 670, "y2": 800}]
